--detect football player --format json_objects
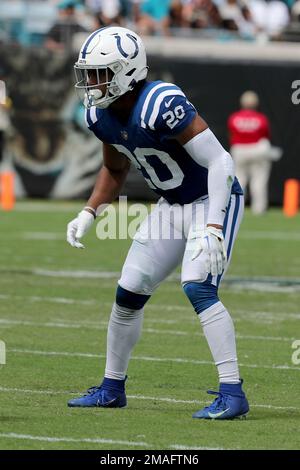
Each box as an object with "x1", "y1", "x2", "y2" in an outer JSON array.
[{"x1": 67, "y1": 26, "x2": 249, "y2": 419}]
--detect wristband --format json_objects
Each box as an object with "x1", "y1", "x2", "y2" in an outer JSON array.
[{"x1": 83, "y1": 206, "x2": 97, "y2": 219}]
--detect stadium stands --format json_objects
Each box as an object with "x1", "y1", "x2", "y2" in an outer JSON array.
[{"x1": 0, "y1": 0, "x2": 300, "y2": 46}]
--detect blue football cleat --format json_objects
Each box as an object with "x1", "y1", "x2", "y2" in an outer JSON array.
[
  {"x1": 68, "y1": 377, "x2": 127, "y2": 408},
  {"x1": 193, "y1": 380, "x2": 249, "y2": 420}
]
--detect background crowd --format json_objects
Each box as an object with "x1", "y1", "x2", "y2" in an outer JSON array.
[{"x1": 1, "y1": 0, "x2": 300, "y2": 48}]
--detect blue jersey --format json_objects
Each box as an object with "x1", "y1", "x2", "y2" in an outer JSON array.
[{"x1": 85, "y1": 80, "x2": 242, "y2": 205}]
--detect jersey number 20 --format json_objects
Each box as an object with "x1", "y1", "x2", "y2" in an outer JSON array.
[{"x1": 113, "y1": 145, "x2": 184, "y2": 191}]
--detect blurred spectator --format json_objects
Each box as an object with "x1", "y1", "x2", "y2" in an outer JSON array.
[
  {"x1": 128, "y1": 0, "x2": 143, "y2": 25},
  {"x1": 45, "y1": 0, "x2": 88, "y2": 51},
  {"x1": 228, "y1": 91, "x2": 282, "y2": 214},
  {"x1": 181, "y1": 0, "x2": 222, "y2": 29},
  {"x1": 218, "y1": 0, "x2": 243, "y2": 31},
  {"x1": 0, "y1": 0, "x2": 297, "y2": 43},
  {"x1": 291, "y1": 0, "x2": 300, "y2": 20},
  {"x1": 248, "y1": 0, "x2": 290, "y2": 39},
  {"x1": 218, "y1": 0, "x2": 256, "y2": 37},
  {"x1": 86, "y1": 0, "x2": 123, "y2": 26},
  {"x1": 169, "y1": 0, "x2": 184, "y2": 28},
  {"x1": 239, "y1": 5, "x2": 257, "y2": 38},
  {"x1": 137, "y1": 0, "x2": 173, "y2": 36},
  {"x1": 84, "y1": 0, "x2": 103, "y2": 13}
]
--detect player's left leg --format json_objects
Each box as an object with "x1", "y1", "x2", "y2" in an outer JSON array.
[{"x1": 181, "y1": 194, "x2": 249, "y2": 419}]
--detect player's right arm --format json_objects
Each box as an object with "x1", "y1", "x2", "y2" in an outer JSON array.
[
  {"x1": 86, "y1": 143, "x2": 130, "y2": 212},
  {"x1": 67, "y1": 143, "x2": 130, "y2": 248}
]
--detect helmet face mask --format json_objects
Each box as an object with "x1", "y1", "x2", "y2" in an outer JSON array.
[
  {"x1": 74, "y1": 27, "x2": 148, "y2": 109},
  {"x1": 74, "y1": 63, "x2": 123, "y2": 109}
]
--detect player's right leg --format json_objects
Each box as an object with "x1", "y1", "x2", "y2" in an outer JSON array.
[{"x1": 68, "y1": 198, "x2": 186, "y2": 407}]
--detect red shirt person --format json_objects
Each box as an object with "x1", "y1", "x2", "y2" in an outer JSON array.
[
  {"x1": 228, "y1": 98, "x2": 270, "y2": 146},
  {"x1": 228, "y1": 91, "x2": 274, "y2": 214}
]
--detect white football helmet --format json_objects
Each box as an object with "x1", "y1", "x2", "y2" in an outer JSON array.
[{"x1": 74, "y1": 26, "x2": 148, "y2": 109}]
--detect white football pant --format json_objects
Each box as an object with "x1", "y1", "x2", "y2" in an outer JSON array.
[{"x1": 118, "y1": 194, "x2": 244, "y2": 294}]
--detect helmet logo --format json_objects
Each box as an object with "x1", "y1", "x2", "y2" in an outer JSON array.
[
  {"x1": 113, "y1": 33, "x2": 139, "y2": 59},
  {"x1": 81, "y1": 28, "x2": 103, "y2": 59}
]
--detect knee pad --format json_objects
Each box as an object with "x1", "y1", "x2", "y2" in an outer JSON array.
[
  {"x1": 183, "y1": 280, "x2": 219, "y2": 315},
  {"x1": 116, "y1": 285, "x2": 151, "y2": 310}
]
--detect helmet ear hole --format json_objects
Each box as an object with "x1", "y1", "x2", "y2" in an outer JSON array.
[{"x1": 125, "y1": 68, "x2": 136, "y2": 77}]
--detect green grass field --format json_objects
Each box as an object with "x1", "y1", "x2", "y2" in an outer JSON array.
[{"x1": 0, "y1": 201, "x2": 300, "y2": 450}]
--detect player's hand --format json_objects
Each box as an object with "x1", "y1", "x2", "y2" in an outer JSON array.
[
  {"x1": 192, "y1": 226, "x2": 227, "y2": 276},
  {"x1": 67, "y1": 210, "x2": 95, "y2": 249}
]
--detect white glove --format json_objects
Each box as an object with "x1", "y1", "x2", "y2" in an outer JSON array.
[
  {"x1": 67, "y1": 210, "x2": 95, "y2": 249},
  {"x1": 192, "y1": 226, "x2": 227, "y2": 276}
]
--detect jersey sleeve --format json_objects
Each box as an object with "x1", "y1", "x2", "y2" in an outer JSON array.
[{"x1": 140, "y1": 83, "x2": 197, "y2": 138}]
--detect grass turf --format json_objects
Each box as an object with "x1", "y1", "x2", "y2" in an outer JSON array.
[{"x1": 0, "y1": 201, "x2": 300, "y2": 450}]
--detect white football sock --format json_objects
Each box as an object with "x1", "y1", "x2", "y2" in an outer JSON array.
[
  {"x1": 105, "y1": 302, "x2": 144, "y2": 380},
  {"x1": 199, "y1": 301, "x2": 240, "y2": 384}
]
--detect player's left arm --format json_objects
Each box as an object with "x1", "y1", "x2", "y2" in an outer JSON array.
[
  {"x1": 175, "y1": 113, "x2": 235, "y2": 275},
  {"x1": 151, "y1": 88, "x2": 233, "y2": 275},
  {"x1": 175, "y1": 114, "x2": 235, "y2": 231}
]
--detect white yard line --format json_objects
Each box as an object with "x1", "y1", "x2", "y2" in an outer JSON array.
[
  {"x1": 2, "y1": 229, "x2": 300, "y2": 241},
  {"x1": 126, "y1": 394, "x2": 300, "y2": 411},
  {"x1": 2, "y1": 268, "x2": 300, "y2": 285},
  {"x1": 23, "y1": 232, "x2": 65, "y2": 240},
  {"x1": 238, "y1": 231, "x2": 300, "y2": 241},
  {"x1": 169, "y1": 445, "x2": 225, "y2": 450},
  {"x1": 0, "y1": 386, "x2": 298, "y2": 411},
  {"x1": 0, "y1": 432, "x2": 228, "y2": 450},
  {"x1": 0, "y1": 293, "x2": 191, "y2": 312},
  {"x1": 0, "y1": 386, "x2": 73, "y2": 396},
  {"x1": 0, "y1": 433, "x2": 149, "y2": 447},
  {"x1": 0, "y1": 292, "x2": 299, "y2": 323},
  {"x1": 8, "y1": 348, "x2": 300, "y2": 371},
  {"x1": 0, "y1": 318, "x2": 108, "y2": 330},
  {"x1": 14, "y1": 202, "x2": 83, "y2": 212},
  {"x1": 0, "y1": 293, "x2": 96, "y2": 306},
  {"x1": 2, "y1": 268, "x2": 300, "y2": 293},
  {"x1": 223, "y1": 283, "x2": 300, "y2": 294},
  {"x1": 32, "y1": 269, "x2": 122, "y2": 279},
  {"x1": 26, "y1": 269, "x2": 300, "y2": 285},
  {"x1": 0, "y1": 317, "x2": 296, "y2": 343}
]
